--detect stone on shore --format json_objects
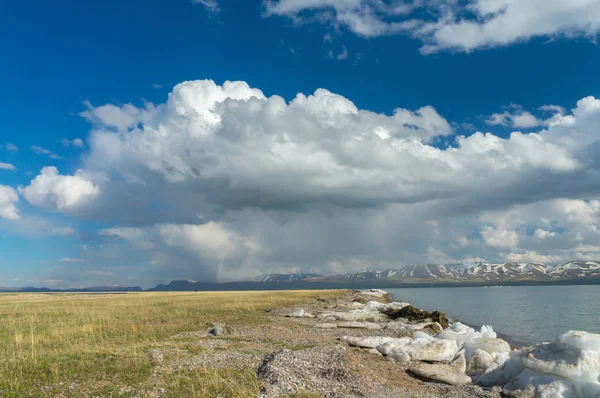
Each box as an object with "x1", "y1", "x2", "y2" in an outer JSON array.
[
  {"x1": 385, "y1": 305, "x2": 449, "y2": 329},
  {"x1": 409, "y1": 352, "x2": 472, "y2": 386}
]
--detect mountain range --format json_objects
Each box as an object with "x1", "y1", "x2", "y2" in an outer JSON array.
[
  {"x1": 2, "y1": 261, "x2": 600, "y2": 292},
  {"x1": 256, "y1": 261, "x2": 600, "y2": 283}
]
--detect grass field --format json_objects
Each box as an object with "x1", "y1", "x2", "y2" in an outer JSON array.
[{"x1": 0, "y1": 290, "x2": 342, "y2": 397}]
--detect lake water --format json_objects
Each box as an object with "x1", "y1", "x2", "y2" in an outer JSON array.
[{"x1": 386, "y1": 285, "x2": 600, "y2": 346}]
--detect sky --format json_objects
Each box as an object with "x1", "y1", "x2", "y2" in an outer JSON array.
[{"x1": 2, "y1": 0, "x2": 600, "y2": 288}]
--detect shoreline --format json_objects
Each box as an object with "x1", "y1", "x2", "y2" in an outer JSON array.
[
  {"x1": 386, "y1": 289, "x2": 527, "y2": 349},
  {"x1": 270, "y1": 288, "x2": 598, "y2": 397}
]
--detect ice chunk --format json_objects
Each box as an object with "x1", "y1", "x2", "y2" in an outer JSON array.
[
  {"x1": 318, "y1": 309, "x2": 387, "y2": 322},
  {"x1": 475, "y1": 330, "x2": 600, "y2": 398},
  {"x1": 409, "y1": 352, "x2": 472, "y2": 386},
  {"x1": 377, "y1": 337, "x2": 460, "y2": 363},
  {"x1": 466, "y1": 348, "x2": 494, "y2": 376},
  {"x1": 437, "y1": 322, "x2": 479, "y2": 344},
  {"x1": 366, "y1": 300, "x2": 410, "y2": 313},
  {"x1": 340, "y1": 336, "x2": 402, "y2": 348},
  {"x1": 413, "y1": 331, "x2": 436, "y2": 341},
  {"x1": 503, "y1": 369, "x2": 576, "y2": 398},
  {"x1": 559, "y1": 330, "x2": 600, "y2": 352},
  {"x1": 336, "y1": 321, "x2": 382, "y2": 330},
  {"x1": 286, "y1": 308, "x2": 315, "y2": 318},
  {"x1": 359, "y1": 289, "x2": 388, "y2": 298},
  {"x1": 480, "y1": 325, "x2": 497, "y2": 339},
  {"x1": 464, "y1": 337, "x2": 511, "y2": 357}
]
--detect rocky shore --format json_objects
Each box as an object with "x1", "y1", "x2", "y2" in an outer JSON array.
[{"x1": 148, "y1": 288, "x2": 599, "y2": 397}]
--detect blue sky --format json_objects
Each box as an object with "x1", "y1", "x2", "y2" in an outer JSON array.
[{"x1": 2, "y1": 0, "x2": 600, "y2": 288}]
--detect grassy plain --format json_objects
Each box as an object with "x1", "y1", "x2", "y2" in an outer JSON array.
[{"x1": 0, "y1": 290, "x2": 342, "y2": 397}]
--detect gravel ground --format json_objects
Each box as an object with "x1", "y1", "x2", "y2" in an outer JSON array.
[{"x1": 144, "y1": 290, "x2": 501, "y2": 397}]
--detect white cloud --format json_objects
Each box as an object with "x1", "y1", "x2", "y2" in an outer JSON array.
[
  {"x1": 481, "y1": 226, "x2": 519, "y2": 248},
  {"x1": 506, "y1": 250, "x2": 561, "y2": 264},
  {"x1": 20, "y1": 167, "x2": 99, "y2": 214},
  {"x1": 60, "y1": 138, "x2": 85, "y2": 148},
  {"x1": 80, "y1": 100, "x2": 156, "y2": 131},
  {"x1": 31, "y1": 145, "x2": 62, "y2": 160},
  {"x1": 264, "y1": 0, "x2": 600, "y2": 54},
  {"x1": 487, "y1": 104, "x2": 565, "y2": 129},
  {"x1": 0, "y1": 186, "x2": 20, "y2": 220},
  {"x1": 328, "y1": 44, "x2": 348, "y2": 60},
  {"x1": 152, "y1": 83, "x2": 163, "y2": 89},
  {"x1": 193, "y1": 0, "x2": 220, "y2": 14},
  {"x1": 60, "y1": 258, "x2": 84, "y2": 263},
  {"x1": 0, "y1": 163, "x2": 16, "y2": 171},
  {"x1": 19, "y1": 79, "x2": 600, "y2": 281},
  {"x1": 2, "y1": 143, "x2": 18, "y2": 152},
  {"x1": 533, "y1": 228, "x2": 558, "y2": 240}
]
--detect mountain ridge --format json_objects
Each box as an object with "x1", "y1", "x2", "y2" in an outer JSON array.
[{"x1": 3, "y1": 261, "x2": 600, "y2": 292}]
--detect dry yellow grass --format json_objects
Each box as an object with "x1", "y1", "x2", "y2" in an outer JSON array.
[{"x1": 0, "y1": 290, "x2": 342, "y2": 397}]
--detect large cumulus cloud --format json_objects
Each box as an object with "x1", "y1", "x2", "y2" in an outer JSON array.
[{"x1": 19, "y1": 80, "x2": 600, "y2": 282}]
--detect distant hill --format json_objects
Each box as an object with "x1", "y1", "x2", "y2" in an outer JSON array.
[
  {"x1": 4, "y1": 261, "x2": 600, "y2": 292},
  {"x1": 2, "y1": 286, "x2": 143, "y2": 293}
]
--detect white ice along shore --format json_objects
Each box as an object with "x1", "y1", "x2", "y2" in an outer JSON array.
[{"x1": 338, "y1": 289, "x2": 600, "y2": 398}]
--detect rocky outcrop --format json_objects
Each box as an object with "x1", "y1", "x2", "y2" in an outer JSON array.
[{"x1": 384, "y1": 305, "x2": 449, "y2": 329}]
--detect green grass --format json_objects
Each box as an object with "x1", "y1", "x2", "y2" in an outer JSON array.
[{"x1": 0, "y1": 290, "x2": 342, "y2": 397}]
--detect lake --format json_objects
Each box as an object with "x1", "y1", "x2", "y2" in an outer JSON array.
[{"x1": 386, "y1": 285, "x2": 600, "y2": 346}]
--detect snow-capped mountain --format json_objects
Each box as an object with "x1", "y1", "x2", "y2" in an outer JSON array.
[
  {"x1": 256, "y1": 273, "x2": 322, "y2": 282},
  {"x1": 547, "y1": 262, "x2": 600, "y2": 278},
  {"x1": 257, "y1": 261, "x2": 600, "y2": 284}
]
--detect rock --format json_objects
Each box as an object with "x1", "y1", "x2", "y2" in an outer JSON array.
[
  {"x1": 430, "y1": 311, "x2": 450, "y2": 329},
  {"x1": 420, "y1": 323, "x2": 443, "y2": 336},
  {"x1": 409, "y1": 352, "x2": 472, "y2": 386},
  {"x1": 148, "y1": 349, "x2": 164, "y2": 363},
  {"x1": 209, "y1": 324, "x2": 223, "y2": 336},
  {"x1": 208, "y1": 324, "x2": 233, "y2": 336},
  {"x1": 384, "y1": 305, "x2": 449, "y2": 329}
]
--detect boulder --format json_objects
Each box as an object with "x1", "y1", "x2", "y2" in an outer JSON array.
[
  {"x1": 384, "y1": 305, "x2": 449, "y2": 329},
  {"x1": 420, "y1": 323, "x2": 443, "y2": 336}
]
